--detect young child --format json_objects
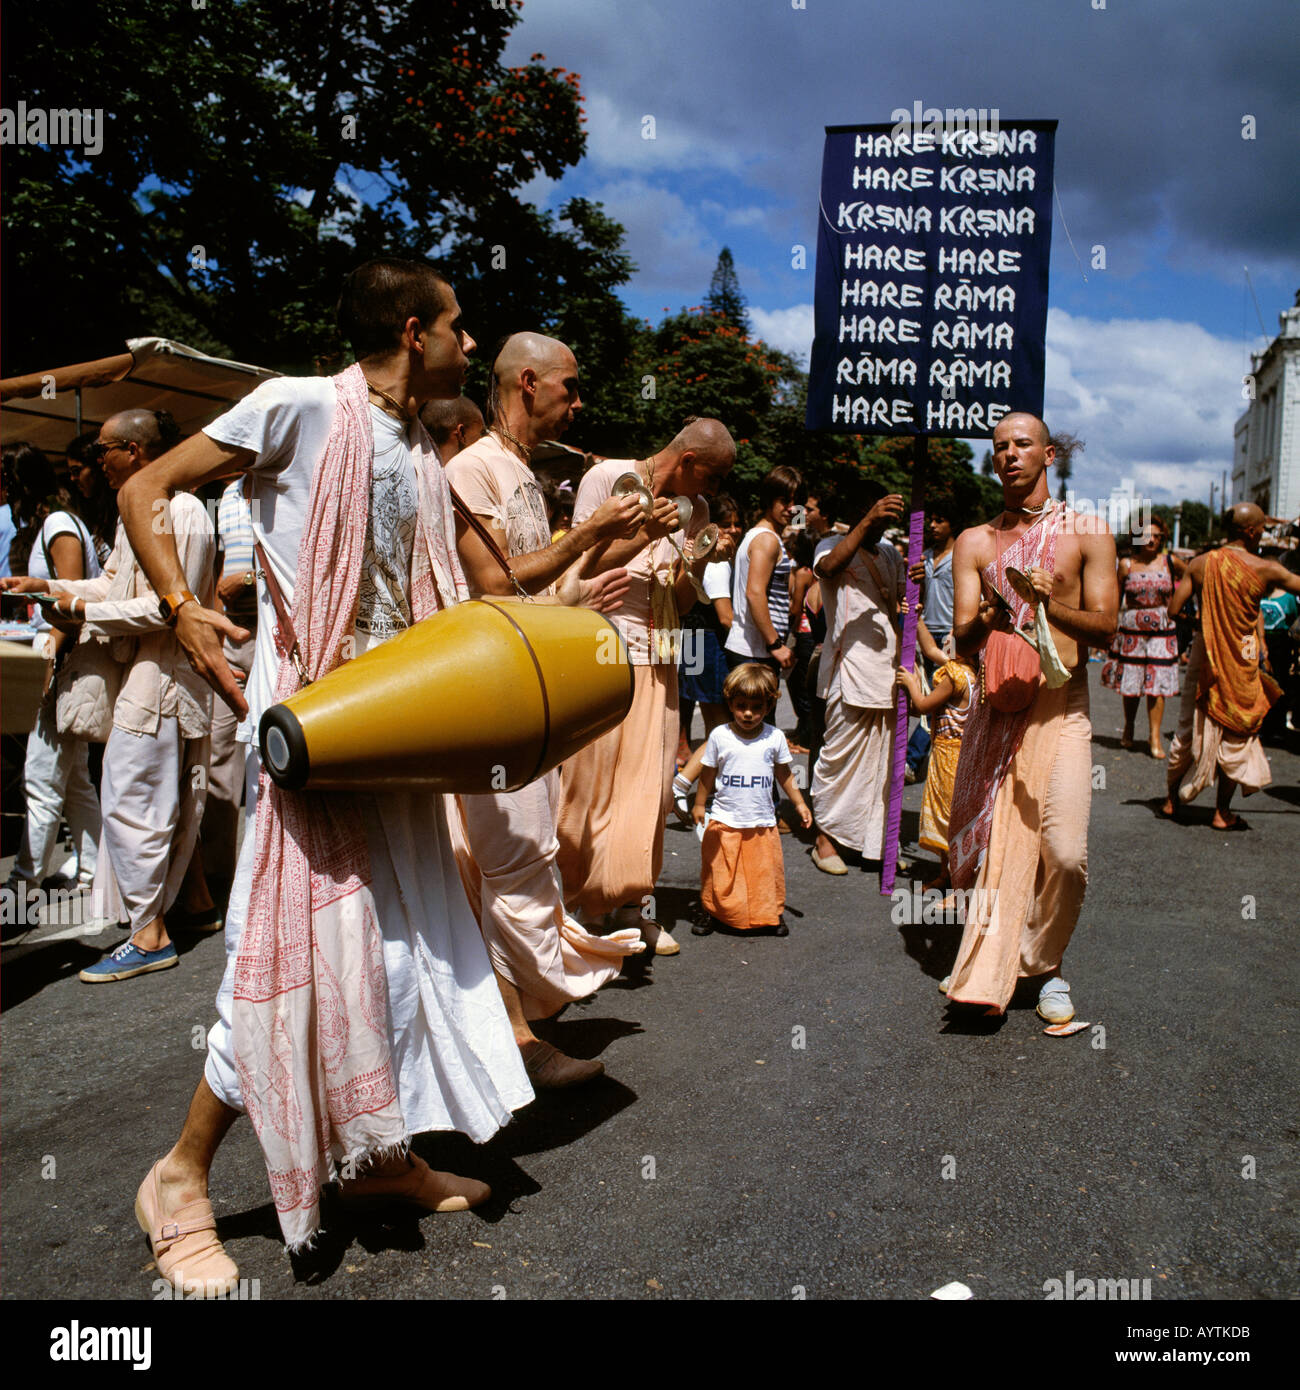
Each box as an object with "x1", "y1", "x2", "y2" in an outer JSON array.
[
  {"x1": 691, "y1": 663, "x2": 812, "y2": 936},
  {"x1": 895, "y1": 650, "x2": 976, "y2": 890}
]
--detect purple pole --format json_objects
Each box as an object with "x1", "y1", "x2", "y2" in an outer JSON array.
[{"x1": 881, "y1": 437, "x2": 928, "y2": 895}]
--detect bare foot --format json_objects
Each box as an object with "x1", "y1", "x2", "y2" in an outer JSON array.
[
  {"x1": 1149, "y1": 742, "x2": 1166, "y2": 760},
  {"x1": 156, "y1": 1150, "x2": 210, "y2": 1210},
  {"x1": 1120, "y1": 729, "x2": 1134, "y2": 748},
  {"x1": 1156, "y1": 796, "x2": 1178, "y2": 820}
]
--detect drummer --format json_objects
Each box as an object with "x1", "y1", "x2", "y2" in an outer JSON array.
[
  {"x1": 446, "y1": 332, "x2": 649, "y2": 1088},
  {"x1": 109, "y1": 259, "x2": 544, "y2": 1290}
]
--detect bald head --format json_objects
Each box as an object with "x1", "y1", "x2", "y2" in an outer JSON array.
[
  {"x1": 493, "y1": 332, "x2": 574, "y2": 387},
  {"x1": 420, "y1": 395, "x2": 485, "y2": 460},
  {"x1": 668, "y1": 416, "x2": 736, "y2": 466},
  {"x1": 663, "y1": 416, "x2": 736, "y2": 498},
  {"x1": 1227, "y1": 502, "x2": 1265, "y2": 541},
  {"x1": 489, "y1": 332, "x2": 582, "y2": 442},
  {"x1": 996, "y1": 411, "x2": 1050, "y2": 446},
  {"x1": 105, "y1": 408, "x2": 181, "y2": 461}
]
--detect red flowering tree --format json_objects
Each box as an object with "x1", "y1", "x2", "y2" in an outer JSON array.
[{"x1": 2, "y1": 0, "x2": 631, "y2": 373}]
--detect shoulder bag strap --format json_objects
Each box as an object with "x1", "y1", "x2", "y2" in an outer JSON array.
[
  {"x1": 448, "y1": 485, "x2": 531, "y2": 601},
  {"x1": 252, "y1": 538, "x2": 310, "y2": 688}
]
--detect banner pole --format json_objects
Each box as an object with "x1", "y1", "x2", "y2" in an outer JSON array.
[{"x1": 881, "y1": 436, "x2": 927, "y2": 895}]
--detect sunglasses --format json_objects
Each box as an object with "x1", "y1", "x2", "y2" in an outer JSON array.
[{"x1": 89, "y1": 439, "x2": 132, "y2": 461}]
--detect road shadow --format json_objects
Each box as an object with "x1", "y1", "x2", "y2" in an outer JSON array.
[
  {"x1": 939, "y1": 1005, "x2": 1007, "y2": 1036},
  {"x1": 530, "y1": 1013, "x2": 644, "y2": 1057},
  {"x1": 0, "y1": 928, "x2": 146, "y2": 1010},
  {"x1": 1092, "y1": 733, "x2": 1159, "y2": 753},
  {"x1": 1263, "y1": 783, "x2": 1300, "y2": 806},
  {"x1": 897, "y1": 919, "x2": 964, "y2": 983}
]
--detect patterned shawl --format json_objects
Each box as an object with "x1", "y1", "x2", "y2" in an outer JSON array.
[
  {"x1": 232, "y1": 364, "x2": 468, "y2": 1252},
  {"x1": 948, "y1": 504, "x2": 1068, "y2": 889}
]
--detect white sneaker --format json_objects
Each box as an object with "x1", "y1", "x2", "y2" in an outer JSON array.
[{"x1": 1036, "y1": 978, "x2": 1074, "y2": 1024}]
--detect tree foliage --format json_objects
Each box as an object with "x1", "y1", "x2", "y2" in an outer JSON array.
[
  {"x1": 0, "y1": 0, "x2": 630, "y2": 374},
  {"x1": 704, "y1": 247, "x2": 749, "y2": 335}
]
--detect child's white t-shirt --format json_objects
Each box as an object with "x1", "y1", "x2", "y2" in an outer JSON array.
[{"x1": 700, "y1": 722, "x2": 792, "y2": 829}]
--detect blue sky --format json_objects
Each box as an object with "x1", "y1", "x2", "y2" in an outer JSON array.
[{"x1": 502, "y1": 0, "x2": 1298, "y2": 507}]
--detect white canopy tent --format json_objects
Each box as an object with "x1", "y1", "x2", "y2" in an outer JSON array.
[{"x1": 0, "y1": 336, "x2": 278, "y2": 455}]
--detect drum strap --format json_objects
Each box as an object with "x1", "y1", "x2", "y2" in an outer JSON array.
[
  {"x1": 448, "y1": 486, "x2": 531, "y2": 602},
  {"x1": 253, "y1": 539, "x2": 311, "y2": 688},
  {"x1": 251, "y1": 488, "x2": 530, "y2": 691}
]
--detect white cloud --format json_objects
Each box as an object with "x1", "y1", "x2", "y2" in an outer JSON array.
[
  {"x1": 749, "y1": 304, "x2": 814, "y2": 365},
  {"x1": 1041, "y1": 308, "x2": 1246, "y2": 506},
  {"x1": 583, "y1": 90, "x2": 749, "y2": 175},
  {"x1": 586, "y1": 177, "x2": 719, "y2": 297}
]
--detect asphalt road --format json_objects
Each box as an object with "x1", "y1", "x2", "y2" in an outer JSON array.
[{"x1": 3, "y1": 665, "x2": 1297, "y2": 1302}]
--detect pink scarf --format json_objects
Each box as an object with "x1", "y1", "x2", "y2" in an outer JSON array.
[
  {"x1": 232, "y1": 364, "x2": 468, "y2": 1251},
  {"x1": 948, "y1": 504, "x2": 1067, "y2": 889}
]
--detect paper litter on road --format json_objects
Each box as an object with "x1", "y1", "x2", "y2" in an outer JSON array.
[{"x1": 931, "y1": 1281, "x2": 973, "y2": 1300}]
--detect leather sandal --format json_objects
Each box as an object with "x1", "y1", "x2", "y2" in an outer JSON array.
[
  {"x1": 338, "y1": 1152, "x2": 490, "y2": 1213},
  {"x1": 521, "y1": 1039, "x2": 605, "y2": 1088},
  {"x1": 135, "y1": 1160, "x2": 239, "y2": 1297}
]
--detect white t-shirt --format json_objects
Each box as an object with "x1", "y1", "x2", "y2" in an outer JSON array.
[
  {"x1": 204, "y1": 376, "x2": 423, "y2": 741},
  {"x1": 702, "y1": 559, "x2": 732, "y2": 604},
  {"x1": 701, "y1": 722, "x2": 792, "y2": 829},
  {"x1": 28, "y1": 511, "x2": 100, "y2": 632}
]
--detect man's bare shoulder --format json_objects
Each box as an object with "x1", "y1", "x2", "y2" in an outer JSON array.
[
  {"x1": 1062, "y1": 509, "x2": 1114, "y2": 540},
  {"x1": 953, "y1": 520, "x2": 997, "y2": 570}
]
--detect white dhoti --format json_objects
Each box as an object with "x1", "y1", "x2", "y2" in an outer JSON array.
[
  {"x1": 16, "y1": 692, "x2": 100, "y2": 887},
  {"x1": 94, "y1": 720, "x2": 208, "y2": 932},
  {"x1": 452, "y1": 771, "x2": 643, "y2": 1020},
  {"x1": 207, "y1": 759, "x2": 532, "y2": 1139},
  {"x1": 810, "y1": 684, "x2": 895, "y2": 860}
]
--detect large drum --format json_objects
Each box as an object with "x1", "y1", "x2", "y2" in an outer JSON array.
[{"x1": 259, "y1": 598, "x2": 633, "y2": 793}]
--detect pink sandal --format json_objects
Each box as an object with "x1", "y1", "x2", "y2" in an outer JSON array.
[{"x1": 135, "y1": 1160, "x2": 239, "y2": 1296}]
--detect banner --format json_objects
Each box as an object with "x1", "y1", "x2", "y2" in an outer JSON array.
[{"x1": 807, "y1": 117, "x2": 1056, "y2": 436}]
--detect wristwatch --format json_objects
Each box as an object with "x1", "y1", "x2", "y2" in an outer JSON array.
[
  {"x1": 766, "y1": 637, "x2": 784, "y2": 653},
  {"x1": 158, "y1": 590, "x2": 199, "y2": 624}
]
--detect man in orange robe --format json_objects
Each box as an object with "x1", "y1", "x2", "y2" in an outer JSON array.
[{"x1": 1161, "y1": 504, "x2": 1300, "y2": 829}]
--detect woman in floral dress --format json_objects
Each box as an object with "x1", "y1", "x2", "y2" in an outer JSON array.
[{"x1": 1101, "y1": 517, "x2": 1185, "y2": 757}]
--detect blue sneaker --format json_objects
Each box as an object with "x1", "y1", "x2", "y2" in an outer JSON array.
[{"x1": 79, "y1": 938, "x2": 178, "y2": 983}]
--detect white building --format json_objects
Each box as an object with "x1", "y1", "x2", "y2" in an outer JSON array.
[{"x1": 1233, "y1": 291, "x2": 1300, "y2": 522}]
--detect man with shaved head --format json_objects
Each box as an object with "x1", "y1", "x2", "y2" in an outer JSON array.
[
  {"x1": 444, "y1": 331, "x2": 648, "y2": 1085},
  {"x1": 941, "y1": 412, "x2": 1118, "y2": 1025},
  {"x1": 420, "y1": 393, "x2": 485, "y2": 461},
  {"x1": 2, "y1": 408, "x2": 218, "y2": 982},
  {"x1": 1160, "y1": 503, "x2": 1300, "y2": 828},
  {"x1": 554, "y1": 415, "x2": 736, "y2": 955}
]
